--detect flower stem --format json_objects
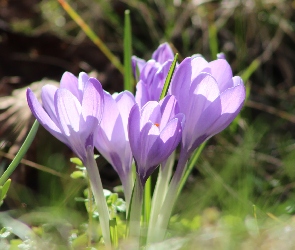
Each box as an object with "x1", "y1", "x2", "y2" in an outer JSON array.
[
  {"x1": 147, "y1": 152, "x2": 175, "y2": 244},
  {"x1": 84, "y1": 146, "x2": 111, "y2": 246},
  {"x1": 148, "y1": 149, "x2": 189, "y2": 243},
  {"x1": 128, "y1": 175, "x2": 144, "y2": 247}
]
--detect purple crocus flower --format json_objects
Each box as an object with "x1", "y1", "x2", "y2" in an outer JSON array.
[
  {"x1": 150, "y1": 57, "x2": 246, "y2": 244},
  {"x1": 27, "y1": 72, "x2": 103, "y2": 161},
  {"x1": 95, "y1": 90, "x2": 136, "y2": 205},
  {"x1": 135, "y1": 60, "x2": 172, "y2": 108},
  {"x1": 128, "y1": 95, "x2": 184, "y2": 185},
  {"x1": 170, "y1": 56, "x2": 246, "y2": 155},
  {"x1": 27, "y1": 72, "x2": 112, "y2": 245},
  {"x1": 131, "y1": 42, "x2": 174, "y2": 79}
]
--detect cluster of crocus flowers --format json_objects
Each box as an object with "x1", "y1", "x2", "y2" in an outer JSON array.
[{"x1": 26, "y1": 42, "x2": 246, "y2": 246}]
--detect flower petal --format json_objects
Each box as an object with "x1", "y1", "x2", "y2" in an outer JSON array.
[
  {"x1": 115, "y1": 91, "x2": 136, "y2": 138},
  {"x1": 128, "y1": 104, "x2": 141, "y2": 162},
  {"x1": 27, "y1": 88, "x2": 66, "y2": 144},
  {"x1": 140, "y1": 101, "x2": 161, "y2": 128},
  {"x1": 132, "y1": 56, "x2": 146, "y2": 79},
  {"x1": 152, "y1": 43, "x2": 174, "y2": 64},
  {"x1": 41, "y1": 84, "x2": 59, "y2": 124},
  {"x1": 135, "y1": 80, "x2": 150, "y2": 108},
  {"x1": 159, "y1": 95, "x2": 179, "y2": 129},
  {"x1": 55, "y1": 88, "x2": 87, "y2": 159},
  {"x1": 209, "y1": 59, "x2": 233, "y2": 92},
  {"x1": 60, "y1": 72, "x2": 80, "y2": 100}
]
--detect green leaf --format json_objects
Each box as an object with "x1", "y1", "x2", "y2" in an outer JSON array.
[
  {"x1": 0, "y1": 179, "x2": 11, "y2": 201},
  {"x1": 0, "y1": 120, "x2": 39, "y2": 186},
  {"x1": 124, "y1": 9, "x2": 133, "y2": 93},
  {"x1": 159, "y1": 53, "x2": 178, "y2": 100}
]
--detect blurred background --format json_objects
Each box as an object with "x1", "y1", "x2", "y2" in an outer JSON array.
[{"x1": 1, "y1": 0, "x2": 295, "y2": 247}]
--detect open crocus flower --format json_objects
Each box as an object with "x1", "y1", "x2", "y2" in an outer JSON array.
[
  {"x1": 128, "y1": 95, "x2": 184, "y2": 185},
  {"x1": 170, "y1": 56, "x2": 246, "y2": 155},
  {"x1": 27, "y1": 72, "x2": 113, "y2": 245},
  {"x1": 95, "y1": 90, "x2": 136, "y2": 205},
  {"x1": 26, "y1": 72, "x2": 104, "y2": 162}
]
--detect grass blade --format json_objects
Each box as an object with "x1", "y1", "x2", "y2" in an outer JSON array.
[
  {"x1": 57, "y1": 0, "x2": 124, "y2": 74},
  {"x1": 0, "y1": 120, "x2": 39, "y2": 186},
  {"x1": 159, "y1": 53, "x2": 178, "y2": 100},
  {"x1": 124, "y1": 10, "x2": 133, "y2": 93}
]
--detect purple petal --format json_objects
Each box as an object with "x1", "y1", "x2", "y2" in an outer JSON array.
[
  {"x1": 152, "y1": 43, "x2": 174, "y2": 64},
  {"x1": 78, "y1": 72, "x2": 90, "y2": 93},
  {"x1": 151, "y1": 60, "x2": 173, "y2": 100},
  {"x1": 205, "y1": 81, "x2": 245, "y2": 136},
  {"x1": 140, "y1": 101, "x2": 161, "y2": 128},
  {"x1": 55, "y1": 89, "x2": 81, "y2": 136},
  {"x1": 60, "y1": 72, "x2": 80, "y2": 101},
  {"x1": 41, "y1": 84, "x2": 59, "y2": 124},
  {"x1": 137, "y1": 122, "x2": 159, "y2": 180},
  {"x1": 128, "y1": 104, "x2": 141, "y2": 161},
  {"x1": 146, "y1": 118, "x2": 182, "y2": 177},
  {"x1": 135, "y1": 80, "x2": 150, "y2": 108},
  {"x1": 132, "y1": 56, "x2": 146, "y2": 79},
  {"x1": 209, "y1": 59, "x2": 233, "y2": 92},
  {"x1": 115, "y1": 91, "x2": 136, "y2": 137},
  {"x1": 26, "y1": 88, "x2": 67, "y2": 145},
  {"x1": 170, "y1": 57, "x2": 209, "y2": 107},
  {"x1": 55, "y1": 88, "x2": 87, "y2": 159},
  {"x1": 159, "y1": 95, "x2": 179, "y2": 129},
  {"x1": 140, "y1": 60, "x2": 160, "y2": 84}
]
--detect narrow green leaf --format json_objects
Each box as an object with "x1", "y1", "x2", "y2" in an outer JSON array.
[
  {"x1": 0, "y1": 179, "x2": 11, "y2": 200},
  {"x1": 208, "y1": 23, "x2": 218, "y2": 59},
  {"x1": 240, "y1": 58, "x2": 261, "y2": 82},
  {"x1": 0, "y1": 120, "x2": 39, "y2": 186},
  {"x1": 124, "y1": 9, "x2": 133, "y2": 93},
  {"x1": 159, "y1": 53, "x2": 178, "y2": 100}
]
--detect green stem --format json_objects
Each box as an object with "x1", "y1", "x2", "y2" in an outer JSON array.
[
  {"x1": 144, "y1": 176, "x2": 151, "y2": 224},
  {"x1": 0, "y1": 120, "x2": 39, "y2": 186},
  {"x1": 128, "y1": 175, "x2": 144, "y2": 248},
  {"x1": 84, "y1": 146, "x2": 111, "y2": 247},
  {"x1": 149, "y1": 150, "x2": 189, "y2": 243},
  {"x1": 147, "y1": 152, "x2": 175, "y2": 244}
]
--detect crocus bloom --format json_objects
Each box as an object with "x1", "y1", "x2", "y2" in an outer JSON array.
[
  {"x1": 170, "y1": 56, "x2": 246, "y2": 155},
  {"x1": 26, "y1": 72, "x2": 104, "y2": 162},
  {"x1": 95, "y1": 90, "x2": 136, "y2": 204},
  {"x1": 132, "y1": 43, "x2": 175, "y2": 108},
  {"x1": 131, "y1": 42, "x2": 174, "y2": 79},
  {"x1": 150, "y1": 58, "x2": 246, "y2": 244},
  {"x1": 128, "y1": 95, "x2": 184, "y2": 185},
  {"x1": 27, "y1": 72, "x2": 112, "y2": 245}
]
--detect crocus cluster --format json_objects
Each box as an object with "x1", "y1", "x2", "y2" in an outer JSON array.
[{"x1": 26, "y1": 42, "x2": 246, "y2": 245}]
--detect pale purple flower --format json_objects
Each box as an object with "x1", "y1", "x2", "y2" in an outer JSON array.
[
  {"x1": 26, "y1": 72, "x2": 104, "y2": 162},
  {"x1": 128, "y1": 95, "x2": 184, "y2": 185},
  {"x1": 135, "y1": 60, "x2": 172, "y2": 108},
  {"x1": 170, "y1": 56, "x2": 246, "y2": 154},
  {"x1": 131, "y1": 42, "x2": 174, "y2": 79},
  {"x1": 132, "y1": 43, "x2": 175, "y2": 108},
  {"x1": 95, "y1": 90, "x2": 136, "y2": 203}
]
